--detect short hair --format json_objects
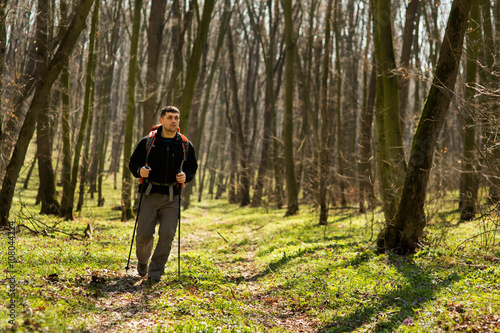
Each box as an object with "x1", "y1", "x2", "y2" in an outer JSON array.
[{"x1": 160, "y1": 106, "x2": 180, "y2": 117}]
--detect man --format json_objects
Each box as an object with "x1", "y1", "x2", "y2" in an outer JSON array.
[{"x1": 129, "y1": 106, "x2": 198, "y2": 284}]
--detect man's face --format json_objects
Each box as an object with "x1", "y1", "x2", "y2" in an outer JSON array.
[{"x1": 160, "y1": 112, "x2": 180, "y2": 132}]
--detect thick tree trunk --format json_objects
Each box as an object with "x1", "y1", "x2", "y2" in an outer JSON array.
[
  {"x1": 121, "y1": 0, "x2": 142, "y2": 221},
  {"x1": 372, "y1": 0, "x2": 407, "y2": 221},
  {"x1": 0, "y1": 0, "x2": 95, "y2": 227},
  {"x1": 377, "y1": 0, "x2": 473, "y2": 254},
  {"x1": 35, "y1": 0, "x2": 60, "y2": 215},
  {"x1": 282, "y1": 0, "x2": 298, "y2": 216}
]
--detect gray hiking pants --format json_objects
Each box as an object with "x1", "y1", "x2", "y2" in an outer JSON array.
[{"x1": 136, "y1": 192, "x2": 179, "y2": 280}]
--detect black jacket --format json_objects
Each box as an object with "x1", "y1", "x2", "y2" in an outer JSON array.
[{"x1": 129, "y1": 127, "x2": 198, "y2": 195}]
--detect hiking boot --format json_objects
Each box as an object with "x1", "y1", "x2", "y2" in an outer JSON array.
[
  {"x1": 137, "y1": 262, "x2": 148, "y2": 277},
  {"x1": 142, "y1": 277, "x2": 160, "y2": 286}
]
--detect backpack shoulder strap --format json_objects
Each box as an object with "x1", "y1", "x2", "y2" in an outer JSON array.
[
  {"x1": 180, "y1": 133, "x2": 189, "y2": 161},
  {"x1": 145, "y1": 125, "x2": 160, "y2": 160},
  {"x1": 176, "y1": 128, "x2": 189, "y2": 161}
]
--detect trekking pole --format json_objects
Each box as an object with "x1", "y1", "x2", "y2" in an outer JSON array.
[
  {"x1": 178, "y1": 186, "x2": 182, "y2": 277},
  {"x1": 177, "y1": 163, "x2": 185, "y2": 278},
  {"x1": 125, "y1": 171, "x2": 148, "y2": 271}
]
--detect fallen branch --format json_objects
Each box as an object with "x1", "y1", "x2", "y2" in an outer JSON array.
[{"x1": 217, "y1": 231, "x2": 229, "y2": 243}]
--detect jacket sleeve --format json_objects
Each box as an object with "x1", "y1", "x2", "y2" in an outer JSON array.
[
  {"x1": 184, "y1": 141, "x2": 198, "y2": 183},
  {"x1": 129, "y1": 137, "x2": 148, "y2": 178}
]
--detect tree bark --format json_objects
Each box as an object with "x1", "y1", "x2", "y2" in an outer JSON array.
[
  {"x1": 359, "y1": 66, "x2": 376, "y2": 213},
  {"x1": 282, "y1": 0, "x2": 298, "y2": 216},
  {"x1": 319, "y1": 0, "x2": 334, "y2": 225},
  {"x1": 247, "y1": 0, "x2": 278, "y2": 208},
  {"x1": 480, "y1": 0, "x2": 500, "y2": 203},
  {"x1": 62, "y1": 0, "x2": 99, "y2": 219},
  {"x1": 226, "y1": 27, "x2": 251, "y2": 206},
  {"x1": 377, "y1": 0, "x2": 473, "y2": 254},
  {"x1": 0, "y1": 0, "x2": 95, "y2": 227},
  {"x1": 333, "y1": 0, "x2": 346, "y2": 208},
  {"x1": 36, "y1": 0, "x2": 60, "y2": 215},
  {"x1": 121, "y1": 0, "x2": 142, "y2": 221},
  {"x1": 398, "y1": 0, "x2": 419, "y2": 146},
  {"x1": 143, "y1": 0, "x2": 167, "y2": 136},
  {"x1": 59, "y1": 0, "x2": 72, "y2": 216},
  {"x1": 459, "y1": 0, "x2": 480, "y2": 220},
  {"x1": 372, "y1": 0, "x2": 407, "y2": 221}
]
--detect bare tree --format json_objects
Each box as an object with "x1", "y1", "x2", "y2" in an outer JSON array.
[
  {"x1": 121, "y1": 0, "x2": 142, "y2": 221},
  {"x1": 143, "y1": 0, "x2": 167, "y2": 136},
  {"x1": 36, "y1": 0, "x2": 60, "y2": 215},
  {"x1": 372, "y1": 0, "x2": 407, "y2": 221},
  {"x1": 0, "y1": 0, "x2": 95, "y2": 227},
  {"x1": 377, "y1": 0, "x2": 473, "y2": 254},
  {"x1": 459, "y1": 0, "x2": 480, "y2": 221},
  {"x1": 318, "y1": 0, "x2": 334, "y2": 225}
]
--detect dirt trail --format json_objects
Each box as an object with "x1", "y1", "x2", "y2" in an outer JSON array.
[{"x1": 85, "y1": 215, "x2": 320, "y2": 332}]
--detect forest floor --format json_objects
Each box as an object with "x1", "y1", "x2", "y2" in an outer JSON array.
[{"x1": 1, "y1": 188, "x2": 500, "y2": 332}]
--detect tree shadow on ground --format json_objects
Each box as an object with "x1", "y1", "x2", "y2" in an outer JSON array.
[
  {"x1": 318, "y1": 255, "x2": 462, "y2": 332},
  {"x1": 242, "y1": 240, "x2": 361, "y2": 282}
]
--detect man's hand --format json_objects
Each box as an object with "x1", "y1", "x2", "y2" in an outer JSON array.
[
  {"x1": 176, "y1": 171, "x2": 186, "y2": 184},
  {"x1": 140, "y1": 166, "x2": 151, "y2": 178}
]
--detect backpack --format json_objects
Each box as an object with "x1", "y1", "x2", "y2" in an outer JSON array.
[{"x1": 145, "y1": 125, "x2": 189, "y2": 170}]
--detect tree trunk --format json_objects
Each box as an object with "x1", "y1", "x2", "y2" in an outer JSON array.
[
  {"x1": 398, "y1": 0, "x2": 419, "y2": 147},
  {"x1": 0, "y1": 0, "x2": 6, "y2": 130},
  {"x1": 282, "y1": 0, "x2": 298, "y2": 216},
  {"x1": 319, "y1": 0, "x2": 334, "y2": 225},
  {"x1": 143, "y1": 0, "x2": 166, "y2": 136},
  {"x1": 333, "y1": 0, "x2": 346, "y2": 208},
  {"x1": 480, "y1": 0, "x2": 500, "y2": 203},
  {"x1": 0, "y1": 0, "x2": 95, "y2": 227},
  {"x1": 359, "y1": 66, "x2": 376, "y2": 213},
  {"x1": 59, "y1": 0, "x2": 72, "y2": 216},
  {"x1": 178, "y1": 0, "x2": 216, "y2": 133},
  {"x1": 226, "y1": 27, "x2": 251, "y2": 206},
  {"x1": 62, "y1": 0, "x2": 99, "y2": 219},
  {"x1": 35, "y1": 0, "x2": 60, "y2": 215},
  {"x1": 121, "y1": 0, "x2": 142, "y2": 221},
  {"x1": 248, "y1": 0, "x2": 278, "y2": 208},
  {"x1": 459, "y1": 0, "x2": 480, "y2": 221},
  {"x1": 372, "y1": 0, "x2": 407, "y2": 221},
  {"x1": 0, "y1": 6, "x2": 39, "y2": 184},
  {"x1": 377, "y1": 0, "x2": 473, "y2": 254},
  {"x1": 164, "y1": 0, "x2": 194, "y2": 106},
  {"x1": 97, "y1": 0, "x2": 121, "y2": 206}
]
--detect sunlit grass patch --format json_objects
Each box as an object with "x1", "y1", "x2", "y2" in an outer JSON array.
[{"x1": 1, "y1": 188, "x2": 500, "y2": 332}]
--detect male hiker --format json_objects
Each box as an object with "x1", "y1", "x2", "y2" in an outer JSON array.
[{"x1": 129, "y1": 106, "x2": 198, "y2": 284}]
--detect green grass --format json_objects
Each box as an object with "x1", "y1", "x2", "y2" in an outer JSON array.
[{"x1": 1, "y1": 176, "x2": 500, "y2": 331}]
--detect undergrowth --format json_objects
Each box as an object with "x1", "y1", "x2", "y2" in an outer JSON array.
[{"x1": 0, "y1": 182, "x2": 499, "y2": 332}]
